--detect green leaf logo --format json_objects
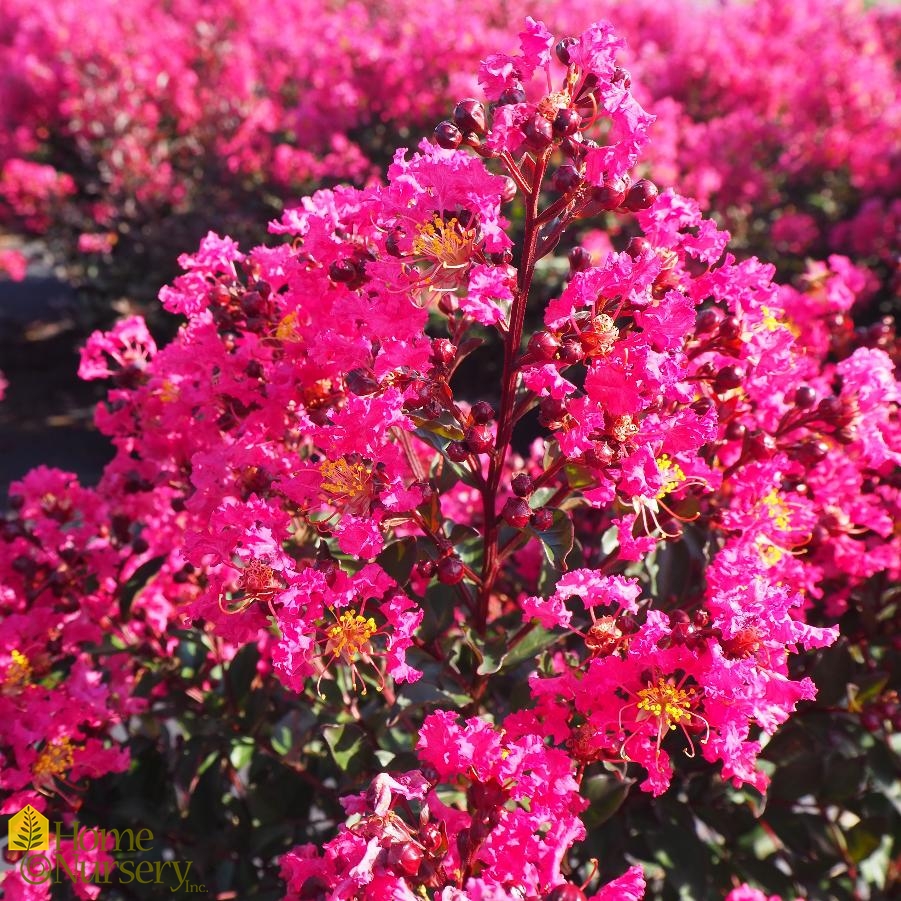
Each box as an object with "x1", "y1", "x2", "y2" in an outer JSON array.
[{"x1": 8, "y1": 805, "x2": 49, "y2": 851}]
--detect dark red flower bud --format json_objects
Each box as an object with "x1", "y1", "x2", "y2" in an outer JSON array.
[
  {"x1": 528, "y1": 330, "x2": 561, "y2": 360},
  {"x1": 523, "y1": 113, "x2": 554, "y2": 149},
  {"x1": 560, "y1": 338, "x2": 584, "y2": 364},
  {"x1": 555, "y1": 38, "x2": 577, "y2": 65},
  {"x1": 530, "y1": 507, "x2": 555, "y2": 531},
  {"x1": 714, "y1": 365, "x2": 743, "y2": 394},
  {"x1": 464, "y1": 424, "x2": 494, "y2": 454},
  {"x1": 416, "y1": 558, "x2": 436, "y2": 579},
  {"x1": 470, "y1": 401, "x2": 495, "y2": 424},
  {"x1": 718, "y1": 316, "x2": 741, "y2": 339},
  {"x1": 502, "y1": 497, "x2": 532, "y2": 529},
  {"x1": 792, "y1": 437, "x2": 830, "y2": 467},
  {"x1": 624, "y1": 179, "x2": 659, "y2": 211},
  {"x1": 346, "y1": 368, "x2": 380, "y2": 396},
  {"x1": 511, "y1": 473, "x2": 534, "y2": 497},
  {"x1": 553, "y1": 164, "x2": 582, "y2": 194},
  {"x1": 625, "y1": 236, "x2": 651, "y2": 259},
  {"x1": 695, "y1": 308, "x2": 719, "y2": 333},
  {"x1": 591, "y1": 180, "x2": 628, "y2": 211},
  {"x1": 498, "y1": 85, "x2": 527, "y2": 105},
  {"x1": 860, "y1": 710, "x2": 883, "y2": 733},
  {"x1": 538, "y1": 395, "x2": 567, "y2": 427},
  {"x1": 447, "y1": 442, "x2": 469, "y2": 462},
  {"x1": 453, "y1": 99, "x2": 486, "y2": 135},
  {"x1": 437, "y1": 556, "x2": 465, "y2": 585},
  {"x1": 747, "y1": 430, "x2": 776, "y2": 461},
  {"x1": 794, "y1": 385, "x2": 817, "y2": 409},
  {"x1": 584, "y1": 442, "x2": 615, "y2": 467},
  {"x1": 546, "y1": 884, "x2": 587, "y2": 901},
  {"x1": 568, "y1": 246, "x2": 592, "y2": 273},
  {"x1": 387, "y1": 842, "x2": 424, "y2": 877},
  {"x1": 553, "y1": 107, "x2": 581, "y2": 136},
  {"x1": 434, "y1": 120, "x2": 463, "y2": 149},
  {"x1": 431, "y1": 338, "x2": 457, "y2": 366},
  {"x1": 328, "y1": 259, "x2": 357, "y2": 283}
]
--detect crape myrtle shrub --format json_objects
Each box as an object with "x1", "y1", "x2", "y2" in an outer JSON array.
[
  {"x1": 0, "y1": 0, "x2": 898, "y2": 311},
  {"x1": 1, "y1": 12, "x2": 900, "y2": 901}
]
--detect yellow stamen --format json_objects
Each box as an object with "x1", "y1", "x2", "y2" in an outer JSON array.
[
  {"x1": 3, "y1": 650, "x2": 32, "y2": 694},
  {"x1": 636, "y1": 679, "x2": 695, "y2": 730},
  {"x1": 325, "y1": 609, "x2": 377, "y2": 662},
  {"x1": 158, "y1": 379, "x2": 179, "y2": 403},
  {"x1": 656, "y1": 455, "x2": 687, "y2": 500},
  {"x1": 412, "y1": 215, "x2": 476, "y2": 269},
  {"x1": 319, "y1": 457, "x2": 374, "y2": 514},
  {"x1": 275, "y1": 311, "x2": 302, "y2": 342},
  {"x1": 762, "y1": 489, "x2": 792, "y2": 531},
  {"x1": 34, "y1": 737, "x2": 75, "y2": 780}
]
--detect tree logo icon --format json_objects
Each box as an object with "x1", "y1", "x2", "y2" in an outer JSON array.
[{"x1": 8, "y1": 805, "x2": 49, "y2": 851}]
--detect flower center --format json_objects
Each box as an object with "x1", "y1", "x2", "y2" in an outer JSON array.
[
  {"x1": 610, "y1": 414, "x2": 639, "y2": 444},
  {"x1": 34, "y1": 737, "x2": 75, "y2": 780},
  {"x1": 325, "y1": 609, "x2": 377, "y2": 662},
  {"x1": 319, "y1": 456, "x2": 375, "y2": 514},
  {"x1": 583, "y1": 314, "x2": 619, "y2": 356},
  {"x1": 762, "y1": 489, "x2": 792, "y2": 531},
  {"x1": 3, "y1": 649, "x2": 32, "y2": 694},
  {"x1": 636, "y1": 679, "x2": 695, "y2": 730},
  {"x1": 412, "y1": 215, "x2": 476, "y2": 270},
  {"x1": 238, "y1": 559, "x2": 280, "y2": 602},
  {"x1": 586, "y1": 616, "x2": 623, "y2": 656},
  {"x1": 656, "y1": 455, "x2": 687, "y2": 499}
]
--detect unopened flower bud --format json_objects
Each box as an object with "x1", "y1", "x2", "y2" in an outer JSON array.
[
  {"x1": 431, "y1": 338, "x2": 457, "y2": 366},
  {"x1": 447, "y1": 442, "x2": 469, "y2": 462},
  {"x1": 502, "y1": 497, "x2": 532, "y2": 529},
  {"x1": 511, "y1": 473, "x2": 534, "y2": 497},
  {"x1": 437, "y1": 556, "x2": 465, "y2": 585},
  {"x1": 527, "y1": 330, "x2": 561, "y2": 361},
  {"x1": 464, "y1": 424, "x2": 494, "y2": 454},
  {"x1": 568, "y1": 246, "x2": 592, "y2": 273},
  {"x1": 416, "y1": 558, "x2": 436, "y2": 578},
  {"x1": 523, "y1": 113, "x2": 554, "y2": 149},
  {"x1": 530, "y1": 507, "x2": 555, "y2": 531},
  {"x1": 498, "y1": 85, "x2": 527, "y2": 106},
  {"x1": 553, "y1": 107, "x2": 581, "y2": 136},
  {"x1": 591, "y1": 180, "x2": 627, "y2": 211},
  {"x1": 695, "y1": 308, "x2": 719, "y2": 333},
  {"x1": 453, "y1": 99, "x2": 487, "y2": 135},
  {"x1": 794, "y1": 385, "x2": 817, "y2": 409},
  {"x1": 545, "y1": 884, "x2": 587, "y2": 901},
  {"x1": 434, "y1": 120, "x2": 463, "y2": 149},
  {"x1": 387, "y1": 842, "x2": 424, "y2": 877},
  {"x1": 555, "y1": 38, "x2": 577, "y2": 65},
  {"x1": 470, "y1": 401, "x2": 495, "y2": 424},
  {"x1": 625, "y1": 236, "x2": 650, "y2": 259},
  {"x1": 714, "y1": 365, "x2": 743, "y2": 394},
  {"x1": 624, "y1": 179, "x2": 659, "y2": 211},
  {"x1": 553, "y1": 164, "x2": 581, "y2": 194}
]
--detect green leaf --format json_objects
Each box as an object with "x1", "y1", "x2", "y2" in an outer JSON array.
[
  {"x1": 119, "y1": 554, "x2": 166, "y2": 618},
  {"x1": 530, "y1": 508, "x2": 573, "y2": 568},
  {"x1": 376, "y1": 537, "x2": 418, "y2": 584},
  {"x1": 583, "y1": 774, "x2": 632, "y2": 827},
  {"x1": 846, "y1": 819, "x2": 883, "y2": 864},
  {"x1": 323, "y1": 724, "x2": 367, "y2": 774}
]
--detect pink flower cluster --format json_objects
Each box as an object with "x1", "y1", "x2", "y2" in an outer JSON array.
[{"x1": 1, "y1": 12, "x2": 898, "y2": 901}]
